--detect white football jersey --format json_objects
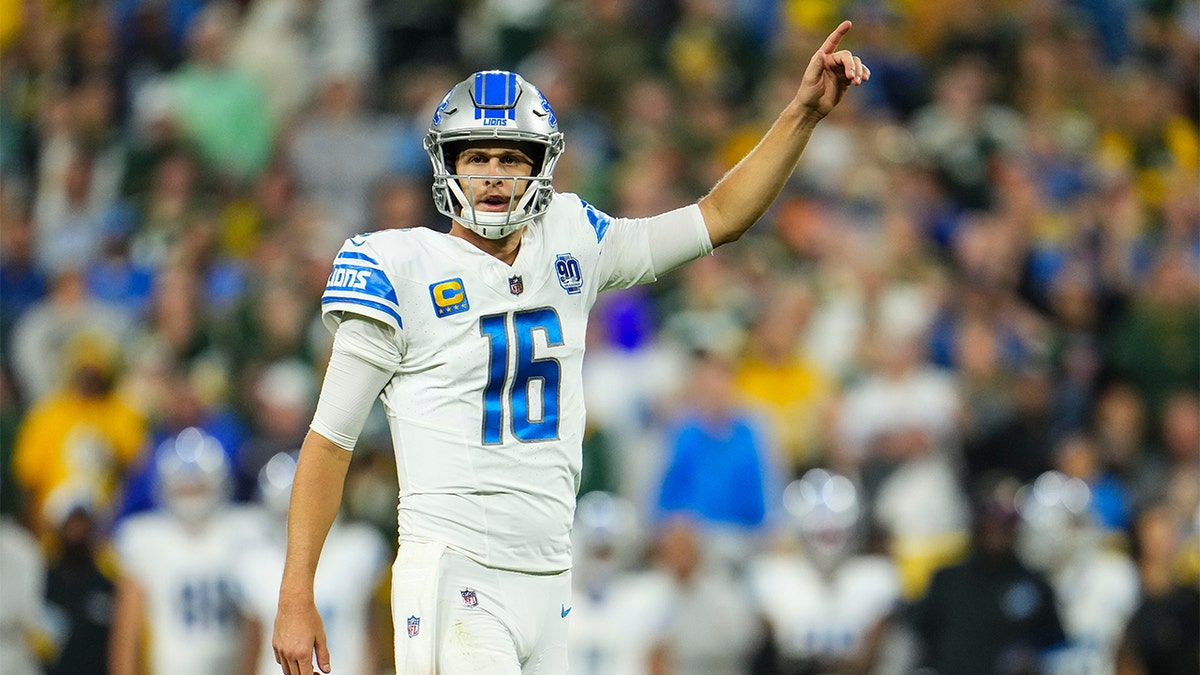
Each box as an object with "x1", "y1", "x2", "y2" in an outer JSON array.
[
  {"x1": 568, "y1": 572, "x2": 673, "y2": 675},
  {"x1": 747, "y1": 553, "x2": 900, "y2": 662},
  {"x1": 1045, "y1": 551, "x2": 1140, "y2": 675},
  {"x1": 0, "y1": 519, "x2": 45, "y2": 675},
  {"x1": 321, "y1": 194, "x2": 707, "y2": 573},
  {"x1": 568, "y1": 567, "x2": 757, "y2": 675},
  {"x1": 235, "y1": 518, "x2": 389, "y2": 675},
  {"x1": 113, "y1": 507, "x2": 263, "y2": 675}
]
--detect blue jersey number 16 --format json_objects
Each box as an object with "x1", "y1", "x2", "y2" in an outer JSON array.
[{"x1": 480, "y1": 308, "x2": 564, "y2": 444}]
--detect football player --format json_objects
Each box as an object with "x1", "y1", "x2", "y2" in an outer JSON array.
[
  {"x1": 273, "y1": 20, "x2": 870, "y2": 675},
  {"x1": 109, "y1": 427, "x2": 262, "y2": 675},
  {"x1": 1016, "y1": 471, "x2": 1140, "y2": 675},
  {"x1": 747, "y1": 469, "x2": 902, "y2": 674},
  {"x1": 236, "y1": 452, "x2": 389, "y2": 675},
  {"x1": 565, "y1": 491, "x2": 658, "y2": 675}
]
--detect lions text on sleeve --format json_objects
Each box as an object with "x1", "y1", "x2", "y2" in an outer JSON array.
[{"x1": 320, "y1": 193, "x2": 671, "y2": 573}]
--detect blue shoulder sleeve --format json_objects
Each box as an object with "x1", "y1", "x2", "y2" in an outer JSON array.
[{"x1": 320, "y1": 234, "x2": 403, "y2": 333}]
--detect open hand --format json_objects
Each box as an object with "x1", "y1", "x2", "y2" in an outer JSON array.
[{"x1": 797, "y1": 20, "x2": 871, "y2": 119}]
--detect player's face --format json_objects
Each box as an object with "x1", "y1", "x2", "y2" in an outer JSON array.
[{"x1": 453, "y1": 142, "x2": 535, "y2": 214}]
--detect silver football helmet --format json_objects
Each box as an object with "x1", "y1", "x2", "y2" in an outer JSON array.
[
  {"x1": 154, "y1": 427, "x2": 231, "y2": 525},
  {"x1": 424, "y1": 70, "x2": 564, "y2": 239},
  {"x1": 784, "y1": 468, "x2": 862, "y2": 572},
  {"x1": 1016, "y1": 470, "x2": 1094, "y2": 572},
  {"x1": 572, "y1": 491, "x2": 641, "y2": 586},
  {"x1": 257, "y1": 451, "x2": 298, "y2": 519}
]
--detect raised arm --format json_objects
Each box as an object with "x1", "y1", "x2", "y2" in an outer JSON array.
[
  {"x1": 699, "y1": 20, "x2": 869, "y2": 247},
  {"x1": 272, "y1": 431, "x2": 352, "y2": 675}
]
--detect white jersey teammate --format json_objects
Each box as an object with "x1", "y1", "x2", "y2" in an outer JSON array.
[
  {"x1": 109, "y1": 428, "x2": 262, "y2": 675},
  {"x1": 237, "y1": 453, "x2": 389, "y2": 675},
  {"x1": 274, "y1": 20, "x2": 871, "y2": 675},
  {"x1": 1017, "y1": 471, "x2": 1140, "y2": 675},
  {"x1": 748, "y1": 470, "x2": 901, "y2": 674}
]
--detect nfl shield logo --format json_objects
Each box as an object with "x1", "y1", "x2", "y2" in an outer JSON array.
[
  {"x1": 508, "y1": 275, "x2": 524, "y2": 295},
  {"x1": 407, "y1": 615, "x2": 420, "y2": 638},
  {"x1": 460, "y1": 589, "x2": 478, "y2": 607}
]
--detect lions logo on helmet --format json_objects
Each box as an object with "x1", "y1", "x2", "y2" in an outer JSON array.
[
  {"x1": 423, "y1": 70, "x2": 565, "y2": 239},
  {"x1": 153, "y1": 427, "x2": 231, "y2": 525}
]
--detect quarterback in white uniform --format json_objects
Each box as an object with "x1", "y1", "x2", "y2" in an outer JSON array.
[{"x1": 273, "y1": 20, "x2": 870, "y2": 675}]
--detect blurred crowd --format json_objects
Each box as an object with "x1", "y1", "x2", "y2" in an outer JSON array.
[{"x1": 0, "y1": 0, "x2": 1198, "y2": 674}]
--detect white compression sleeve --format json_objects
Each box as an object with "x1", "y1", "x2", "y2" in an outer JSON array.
[
  {"x1": 309, "y1": 317, "x2": 401, "y2": 450},
  {"x1": 646, "y1": 203, "x2": 714, "y2": 275}
]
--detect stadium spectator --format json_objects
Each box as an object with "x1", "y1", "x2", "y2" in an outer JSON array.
[
  {"x1": 118, "y1": 361, "x2": 248, "y2": 519},
  {"x1": 1092, "y1": 382, "x2": 1160, "y2": 509},
  {"x1": 1107, "y1": 253, "x2": 1200, "y2": 421},
  {"x1": 11, "y1": 332, "x2": 147, "y2": 535},
  {"x1": 126, "y1": 149, "x2": 205, "y2": 269},
  {"x1": 643, "y1": 518, "x2": 760, "y2": 675},
  {"x1": 8, "y1": 269, "x2": 132, "y2": 403},
  {"x1": 734, "y1": 279, "x2": 836, "y2": 472},
  {"x1": 237, "y1": 359, "x2": 318, "y2": 492},
  {"x1": 286, "y1": 73, "x2": 394, "y2": 247},
  {"x1": 907, "y1": 473, "x2": 1066, "y2": 675},
  {"x1": 45, "y1": 504, "x2": 116, "y2": 675},
  {"x1": 166, "y1": 3, "x2": 274, "y2": 181},
  {"x1": 1055, "y1": 432, "x2": 1135, "y2": 532},
  {"x1": 1155, "y1": 392, "x2": 1200, "y2": 525},
  {"x1": 0, "y1": 201, "x2": 48, "y2": 351},
  {"x1": 1118, "y1": 503, "x2": 1200, "y2": 675},
  {"x1": 834, "y1": 295, "x2": 960, "y2": 486},
  {"x1": 656, "y1": 350, "x2": 778, "y2": 538}
]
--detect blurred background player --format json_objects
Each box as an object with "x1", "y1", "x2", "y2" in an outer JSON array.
[
  {"x1": 235, "y1": 451, "x2": 388, "y2": 675},
  {"x1": 1016, "y1": 470, "x2": 1139, "y2": 675},
  {"x1": 747, "y1": 468, "x2": 901, "y2": 675},
  {"x1": 0, "y1": 514, "x2": 50, "y2": 675},
  {"x1": 109, "y1": 427, "x2": 259, "y2": 675},
  {"x1": 567, "y1": 490, "x2": 670, "y2": 675}
]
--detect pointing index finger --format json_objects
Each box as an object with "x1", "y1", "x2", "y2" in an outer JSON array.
[{"x1": 819, "y1": 20, "x2": 853, "y2": 55}]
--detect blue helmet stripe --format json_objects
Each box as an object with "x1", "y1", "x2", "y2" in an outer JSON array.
[{"x1": 474, "y1": 71, "x2": 518, "y2": 121}]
